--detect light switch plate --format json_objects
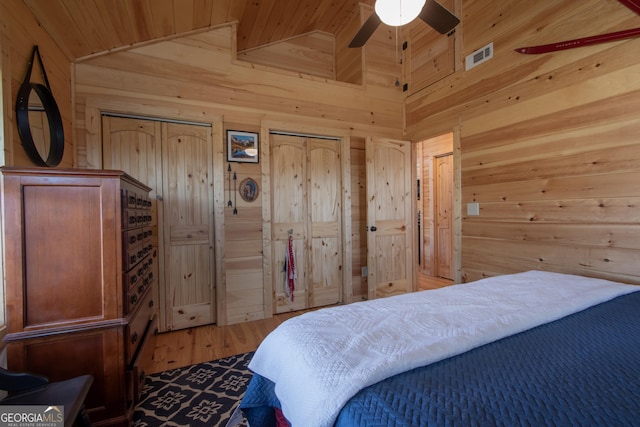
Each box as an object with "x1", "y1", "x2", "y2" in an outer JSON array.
[{"x1": 467, "y1": 202, "x2": 480, "y2": 216}]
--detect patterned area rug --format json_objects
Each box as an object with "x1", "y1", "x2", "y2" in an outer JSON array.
[{"x1": 133, "y1": 352, "x2": 253, "y2": 426}]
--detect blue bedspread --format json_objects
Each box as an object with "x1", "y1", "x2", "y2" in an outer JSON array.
[{"x1": 240, "y1": 291, "x2": 640, "y2": 426}]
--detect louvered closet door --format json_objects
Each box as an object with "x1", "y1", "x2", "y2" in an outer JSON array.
[{"x1": 270, "y1": 134, "x2": 342, "y2": 313}]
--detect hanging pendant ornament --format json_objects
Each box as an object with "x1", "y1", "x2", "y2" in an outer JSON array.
[
  {"x1": 227, "y1": 164, "x2": 233, "y2": 207},
  {"x1": 233, "y1": 171, "x2": 238, "y2": 215}
]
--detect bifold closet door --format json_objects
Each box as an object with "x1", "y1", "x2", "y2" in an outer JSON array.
[
  {"x1": 102, "y1": 116, "x2": 215, "y2": 331},
  {"x1": 102, "y1": 116, "x2": 162, "y2": 201},
  {"x1": 271, "y1": 135, "x2": 307, "y2": 312},
  {"x1": 161, "y1": 122, "x2": 216, "y2": 330},
  {"x1": 270, "y1": 133, "x2": 342, "y2": 313},
  {"x1": 308, "y1": 138, "x2": 342, "y2": 308}
]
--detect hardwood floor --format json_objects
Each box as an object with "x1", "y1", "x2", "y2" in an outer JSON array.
[
  {"x1": 141, "y1": 310, "x2": 305, "y2": 374},
  {"x1": 417, "y1": 273, "x2": 454, "y2": 291},
  {"x1": 141, "y1": 274, "x2": 454, "y2": 375}
]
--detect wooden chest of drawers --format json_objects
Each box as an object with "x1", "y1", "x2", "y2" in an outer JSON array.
[{"x1": 1, "y1": 167, "x2": 157, "y2": 426}]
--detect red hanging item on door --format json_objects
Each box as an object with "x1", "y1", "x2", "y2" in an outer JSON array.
[{"x1": 285, "y1": 234, "x2": 296, "y2": 302}]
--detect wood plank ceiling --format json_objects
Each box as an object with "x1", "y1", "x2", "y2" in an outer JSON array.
[{"x1": 23, "y1": 0, "x2": 375, "y2": 61}]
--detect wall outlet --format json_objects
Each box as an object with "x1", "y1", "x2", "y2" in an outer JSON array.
[
  {"x1": 467, "y1": 202, "x2": 480, "y2": 216},
  {"x1": 361, "y1": 266, "x2": 368, "y2": 277}
]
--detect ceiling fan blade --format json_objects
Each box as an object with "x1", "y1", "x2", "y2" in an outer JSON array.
[
  {"x1": 349, "y1": 12, "x2": 382, "y2": 48},
  {"x1": 419, "y1": 0, "x2": 460, "y2": 34}
]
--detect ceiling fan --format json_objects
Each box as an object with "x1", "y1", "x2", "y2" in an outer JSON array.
[{"x1": 349, "y1": 0, "x2": 460, "y2": 48}]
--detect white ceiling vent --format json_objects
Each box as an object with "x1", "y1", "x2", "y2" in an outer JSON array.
[{"x1": 465, "y1": 42, "x2": 494, "y2": 70}]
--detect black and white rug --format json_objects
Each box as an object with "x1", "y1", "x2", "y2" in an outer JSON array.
[{"x1": 133, "y1": 352, "x2": 253, "y2": 427}]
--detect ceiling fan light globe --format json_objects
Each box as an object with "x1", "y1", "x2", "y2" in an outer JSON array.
[{"x1": 375, "y1": 0, "x2": 426, "y2": 26}]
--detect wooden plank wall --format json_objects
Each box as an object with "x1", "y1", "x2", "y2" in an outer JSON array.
[
  {"x1": 335, "y1": 4, "x2": 365, "y2": 85},
  {"x1": 405, "y1": 0, "x2": 640, "y2": 285},
  {"x1": 0, "y1": 0, "x2": 73, "y2": 168},
  {"x1": 404, "y1": 0, "x2": 456, "y2": 94},
  {"x1": 223, "y1": 122, "x2": 264, "y2": 324},
  {"x1": 73, "y1": 24, "x2": 402, "y2": 324},
  {"x1": 75, "y1": 26, "x2": 402, "y2": 163},
  {"x1": 237, "y1": 31, "x2": 335, "y2": 80}
]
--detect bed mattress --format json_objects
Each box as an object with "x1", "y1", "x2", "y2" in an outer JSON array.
[
  {"x1": 335, "y1": 290, "x2": 640, "y2": 426},
  {"x1": 241, "y1": 290, "x2": 640, "y2": 426},
  {"x1": 236, "y1": 271, "x2": 639, "y2": 426}
]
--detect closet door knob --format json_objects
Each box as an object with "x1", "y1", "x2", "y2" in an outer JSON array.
[{"x1": 370, "y1": 226, "x2": 377, "y2": 232}]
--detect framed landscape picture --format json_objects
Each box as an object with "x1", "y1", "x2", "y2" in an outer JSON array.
[{"x1": 227, "y1": 130, "x2": 259, "y2": 163}]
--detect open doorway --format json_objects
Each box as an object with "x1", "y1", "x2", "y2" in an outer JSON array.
[{"x1": 416, "y1": 133, "x2": 454, "y2": 290}]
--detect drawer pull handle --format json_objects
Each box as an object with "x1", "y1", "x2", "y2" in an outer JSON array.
[{"x1": 131, "y1": 332, "x2": 138, "y2": 344}]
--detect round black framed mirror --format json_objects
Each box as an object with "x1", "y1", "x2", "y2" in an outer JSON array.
[
  {"x1": 15, "y1": 46, "x2": 64, "y2": 167},
  {"x1": 15, "y1": 82, "x2": 64, "y2": 167}
]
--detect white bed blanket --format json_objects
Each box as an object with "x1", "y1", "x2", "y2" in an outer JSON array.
[{"x1": 248, "y1": 270, "x2": 637, "y2": 427}]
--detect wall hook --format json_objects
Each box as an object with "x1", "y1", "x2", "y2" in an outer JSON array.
[
  {"x1": 233, "y1": 171, "x2": 238, "y2": 215},
  {"x1": 227, "y1": 164, "x2": 233, "y2": 207}
]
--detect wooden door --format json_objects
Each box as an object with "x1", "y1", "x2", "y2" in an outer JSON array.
[
  {"x1": 271, "y1": 135, "x2": 307, "y2": 312},
  {"x1": 270, "y1": 133, "x2": 342, "y2": 313},
  {"x1": 308, "y1": 138, "x2": 342, "y2": 307},
  {"x1": 102, "y1": 116, "x2": 164, "y2": 323},
  {"x1": 161, "y1": 122, "x2": 215, "y2": 330},
  {"x1": 434, "y1": 153, "x2": 453, "y2": 279},
  {"x1": 366, "y1": 137, "x2": 413, "y2": 299},
  {"x1": 102, "y1": 116, "x2": 162, "y2": 199},
  {"x1": 102, "y1": 116, "x2": 215, "y2": 331}
]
